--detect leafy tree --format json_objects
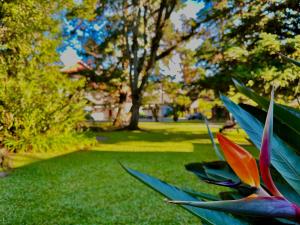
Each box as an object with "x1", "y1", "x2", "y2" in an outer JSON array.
[
  {"x1": 162, "y1": 78, "x2": 191, "y2": 121},
  {"x1": 78, "y1": 0, "x2": 206, "y2": 129},
  {"x1": 142, "y1": 81, "x2": 162, "y2": 122},
  {"x1": 61, "y1": 14, "x2": 132, "y2": 127},
  {"x1": 195, "y1": 0, "x2": 300, "y2": 101},
  {"x1": 0, "y1": 1, "x2": 87, "y2": 152}
]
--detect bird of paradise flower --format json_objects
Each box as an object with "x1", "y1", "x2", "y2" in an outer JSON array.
[{"x1": 167, "y1": 90, "x2": 300, "y2": 223}]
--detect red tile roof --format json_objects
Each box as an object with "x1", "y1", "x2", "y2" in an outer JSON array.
[{"x1": 61, "y1": 61, "x2": 92, "y2": 74}]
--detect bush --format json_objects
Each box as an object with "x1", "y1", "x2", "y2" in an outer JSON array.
[{"x1": 0, "y1": 1, "x2": 87, "y2": 153}]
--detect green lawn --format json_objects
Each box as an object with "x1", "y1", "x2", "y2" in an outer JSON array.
[{"x1": 0, "y1": 122, "x2": 255, "y2": 225}]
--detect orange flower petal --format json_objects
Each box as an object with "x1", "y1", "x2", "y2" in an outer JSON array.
[{"x1": 217, "y1": 133, "x2": 260, "y2": 187}]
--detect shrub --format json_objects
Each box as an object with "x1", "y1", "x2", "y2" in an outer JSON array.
[{"x1": 0, "y1": 1, "x2": 87, "y2": 153}]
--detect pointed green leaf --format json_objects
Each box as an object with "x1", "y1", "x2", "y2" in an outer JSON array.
[
  {"x1": 203, "y1": 116, "x2": 225, "y2": 160},
  {"x1": 221, "y1": 95, "x2": 300, "y2": 195},
  {"x1": 233, "y1": 80, "x2": 300, "y2": 141},
  {"x1": 186, "y1": 162, "x2": 239, "y2": 184},
  {"x1": 168, "y1": 197, "x2": 300, "y2": 220},
  {"x1": 219, "y1": 191, "x2": 244, "y2": 200},
  {"x1": 186, "y1": 162, "x2": 255, "y2": 197},
  {"x1": 202, "y1": 162, "x2": 240, "y2": 182},
  {"x1": 123, "y1": 165, "x2": 248, "y2": 225},
  {"x1": 239, "y1": 103, "x2": 300, "y2": 153},
  {"x1": 275, "y1": 180, "x2": 300, "y2": 206},
  {"x1": 280, "y1": 105, "x2": 300, "y2": 117},
  {"x1": 182, "y1": 188, "x2": 221, "y2": 201}
]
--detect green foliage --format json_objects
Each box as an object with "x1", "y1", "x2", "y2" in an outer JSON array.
[
  {"x1": 142, "y1": 82, "x2": 162, "y2": 106},
  {"x1": 162, "y1": 79, "x2": 191, "y2": 121},
  {"x1": 240, "y1": 103, "x2": 300, "y2": 154},
  {"x1": 234, "y1": 80, "x2": 300, "y2": 141},
  {"x1": 203, "y1": 117, "x2": 224, "y2": 160},
  {"x1": 196, "y1": 1, "x2": 300, "y2": 100},
  {"x1": 224, "y1": 46, "x2": 248, "y2": 62},
  {"x1": 0, "y1": 1, "x2": 87, "y2": 152}
]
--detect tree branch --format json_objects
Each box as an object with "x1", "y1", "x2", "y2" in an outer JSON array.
[
  {"x1": 84, "y1": 50, "x2": 101, "y2": 59},
  {"x1": 132, "y1": 6, "x2": 142, "y2": 91},
  {"x1": 136, "y1": 5, "x2": 148, "y2": 75},
  {"x1": 156, "y1": 22, "x2": 201, "y2": 61},
  {"x1": 122, "y1": 1, "x2": 133, "y2": 90}
]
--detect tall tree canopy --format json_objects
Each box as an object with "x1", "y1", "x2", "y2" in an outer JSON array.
[
  {"x1": 195, "y1": 0, "x2": 300, "y2": 101},
  {"x1": 71, "y1": 0, "x2": 207, "y2": 129}
]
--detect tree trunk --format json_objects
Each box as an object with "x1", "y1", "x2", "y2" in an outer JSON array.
[
  {"x1": 128, "y1": 103, "x2": 140, "y2": 130},
  {"x1": 172, "y1": 105, "x2": 179, "y2": 122},
  {"x1": 113, "y1": 91, "x2": 127, "y2": 127},
  {"x1": 128, "y1": 95, "x2": 141, "y2": 130},
  {"x1": 113, "y1": 104, "x2": 123, "y2": 127},
  {"x1": 151, "y1": 104, "x2": 159, "y2": 122},
  {"x1": 173, "y1": 113, "x2": 179, "y2": 122}
]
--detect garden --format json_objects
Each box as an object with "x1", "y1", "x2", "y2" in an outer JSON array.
[{"x1": 0, "y1": 0, "x2": 300, "y2": 225}]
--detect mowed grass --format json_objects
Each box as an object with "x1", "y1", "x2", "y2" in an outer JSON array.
[
  {"x1": 93, "y1": 122, "x2": 250, "y2": 152},
  {"x1": 0, "y1": 122, "x2": 256, "y2": 225}
]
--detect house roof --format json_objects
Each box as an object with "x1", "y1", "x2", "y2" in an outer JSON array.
[{"x1": 60, "y1": 61, "x2": 92, "y2": 74}]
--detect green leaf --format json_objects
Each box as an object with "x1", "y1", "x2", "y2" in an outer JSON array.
[
  {"x1": 186, "y1": 162, "x2": 255, "y2": 197},
  {"x1": 168, "y1": 197, "x2": 299, "y2": 221},
  {"x1": 181, "y1": 188, "x2": 221, "y2": 201},
  {"x1": 221, "y1": 95, "x2": 300, "y2": 195},
  {"x1": 203, "y1": 116, "x2": 225, "y2": 160},
  {"x1": 219, "y1": 191, "x2": 244, "y2": 200},
  {"x1": 123, "y1": 165, "x2": 248, "y2": 225},
  {"x1": 274, "y1": 179, "x2": 300, "y2": 206},
  {"x1": 233, "y1": 79, "x2": 300, "y2": 140},
  {"x1": 280, "y1": 105, "x2": 300, "y2": 118},
  {"x1": 186, "y1": 161, "x2": 239, "y2": 183},
  {"x1": 239, "y1": 104, "x2": 300, "y2": 154}
]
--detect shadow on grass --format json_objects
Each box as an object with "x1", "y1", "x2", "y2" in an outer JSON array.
[
  {"x1": 13, "y1": 150, "x2": 198, "y2": 172},
  {"x1": 91, "y1": 130, "x2": 213, "y2": 144}
]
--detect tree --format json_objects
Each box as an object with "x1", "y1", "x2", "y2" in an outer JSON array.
[
  {"x1": 195, "y1": 0, "x2": 300, "y2": 101},
  {"x1": 142, "y1": 82, "x2": 159, "y2": 122},
  {"x1": 80, "y1": 0, "x2": 206, "y2": 129},
  {"x1": 162, "y1": 78, "x2": 191, "y2": 121},
  {"x1": 0, "y1": 1, "x2": 87, "y2": 152}
]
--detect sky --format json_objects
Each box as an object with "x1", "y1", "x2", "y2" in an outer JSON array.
[
  {"x1": 60, "y1": 46, "x2": 81, "y2": 67},
  {"x1": 60, "y1": 0, "x2": 204, "y2": 81}
]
